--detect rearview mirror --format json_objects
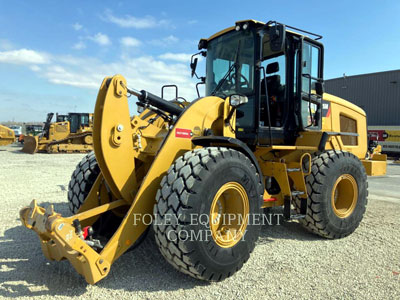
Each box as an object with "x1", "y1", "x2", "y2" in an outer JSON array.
[
  {"x1": 268, "y1": 22, "x2": 286, "y2": 52},
  {"x1": 315, "y1": 81, "x2": 324, "y2": 96},
  {"x1": 266, "y1": 62, "x2": 279, "y2": 74},
  {"x1": 190, "y1": 58, "x2": 198, "y2": 78},
  {"x1": 229, "y1": 94, "x2": 248, "y2": 107}
]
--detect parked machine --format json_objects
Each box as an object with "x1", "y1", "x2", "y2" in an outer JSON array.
[
  {"x1": 9, "y1": 125, "x2": 22, "y2": 139},
  {"x1": 18, "y1": 124, "x2": 43, "y2": 143},
  {"x1": 22, "y1": 112, "x2": 93, "y2": 154},
  {"x1": 368, "y1": 127, "x2": 400, "y2": 156},
  {"x1": 20, "y1": 20, "x2": 386, "y2": 284},
  {"x1": 25, "y1": 124, "x2": 43, "y2": 136},
  {"x1": 0, "y1": 125, "x2": 15, "y2": 146}
]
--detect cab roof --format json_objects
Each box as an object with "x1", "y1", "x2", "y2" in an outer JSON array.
[{"x1": 203, "y1": 20, "x2": 317, "y2": 42}]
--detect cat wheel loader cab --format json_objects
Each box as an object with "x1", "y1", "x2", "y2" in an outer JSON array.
[
  {"x1": 22, "y1": 112, "x2": 94, "y2": 154},
  {"x1": 0, "y1": 125, "x2": 15, "y2": 146},
  {"x1": 20, "y1": 20, "x2": 386, "y2": 285}
]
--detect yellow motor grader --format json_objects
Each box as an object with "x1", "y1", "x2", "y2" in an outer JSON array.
[
  {"x1": 22, "y1": 112, "x2": 94, "y2": 154},
  {"x1": 0, "y1": 124, "x2": 15, "y2": 146},
  {"x1": 20, "y1": 20, "x2": 386, "y2": 284}
]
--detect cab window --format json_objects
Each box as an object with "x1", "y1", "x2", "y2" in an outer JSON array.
[
  {"x1": 301, "y1": 41, "x2": 321, "y2": 128},
  {"x1": 260, "y1": 53, "x2": 286, "y2": 127}
]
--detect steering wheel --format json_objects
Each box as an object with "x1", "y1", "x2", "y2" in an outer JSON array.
[
  {"x1": 221, "y1": 73, "x2": 250, "y2": 92},
  {"x1": 230, "y1": 73, "x2": 249, "y2": 88}
]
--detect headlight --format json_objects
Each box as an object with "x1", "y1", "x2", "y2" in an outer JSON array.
[{"x1": 229, "y1": 94, "x2": 248, "y2": 107}]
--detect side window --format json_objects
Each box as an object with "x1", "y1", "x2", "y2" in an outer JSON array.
[
  {"x1": 301, "y1": 42, "x2": 321, "y2": 128},
  {"x1": 259, "y1": 54, "x2": 286, "y2": 127},
  {"x1": 80, "y1": 115, "x2": 89, "y2": 126},
  {"x1": 340, "y1": 115, "x2": 358, "y2": 145},
  {"x1": 302, "y1": 43, "x2": 320, "y2": 93},
  {"x1": 70, "y1": 115, "x2": 79, "y2": 133}
]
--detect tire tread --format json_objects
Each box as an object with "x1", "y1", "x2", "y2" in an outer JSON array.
[{"x1": 153, "y1": 147, "x2": 263, "y2": 281}]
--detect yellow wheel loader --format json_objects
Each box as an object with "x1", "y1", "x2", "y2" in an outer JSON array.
[
  {"x1": 22, "y1": 112, "x2": 94, "y2": 154},
  {"x1": 0, "y1": 124, "x2": 15, "y2": 146},
  {"x1": 20, "y1": 20, "x2": 387, "y2": 284}
]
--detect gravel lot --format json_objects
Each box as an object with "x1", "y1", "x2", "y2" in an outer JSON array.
[{"x1": 0, "y1": 144, "x2": 399, "y2": 299}]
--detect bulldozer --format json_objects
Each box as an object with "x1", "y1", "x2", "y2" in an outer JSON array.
[
  {"x1": 20, "y1": 20, "x2": 387, "y2": 284},
  {"x1": 0, "y1": 124, "x2": 15, "y2": 146},
  {"x1": 22, "y1": 112, "x2": 94, "y2": 154}
]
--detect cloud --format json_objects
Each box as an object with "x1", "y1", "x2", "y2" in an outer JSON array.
[
  {"x1": 51, "y1": 54, "x2": 196, "y2": 99},
  {"x1": 72, "y1": 41, "x2": 86, "y2": 50},
  {"x1": 0, "y1": 49, "x2": 50, "y2": 65},
  {"x1": 30, "y1": 65, "x2": 41, "y2": 72},
  {"x1": 158, "y1": 53, "x2": 192, "y2": 63},
  {"x1": 188, "y1": 20, "x2": 198, "y2": 25},
  {"x1": 101, "y1": 9, "x2": 171, "y2": 29},
  {"x1": 163, "y1": 35, "x2": 178, "y2": 43},
  {"x1": 0, "y1": 45, "x2": 200, "y2": 106},
  {"x1": 43, "y1": 66, "x2": 101, "y2": 89},
  {"x1": 72, "y1": 23, "x2": 83, "y2": 31},
  {"x1": 149, "y1": 35, "x2": 179, "y2": 47},
  {"x1": 88, "y1": 33, "x2": 111, "y2": 46},
  {"x1": 120, "y1": 37, "x2": 141, "y2": 47}
]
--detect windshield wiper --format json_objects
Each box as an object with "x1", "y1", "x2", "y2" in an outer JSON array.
[{"x1": 211, "y1": 40, "x2": 242, "y2": 97}]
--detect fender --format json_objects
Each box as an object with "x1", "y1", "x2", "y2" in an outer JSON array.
[{"x1": 192, "y1": 136, "x2": 264, "y2": 190}]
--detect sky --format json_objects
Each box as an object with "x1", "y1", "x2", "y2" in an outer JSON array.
[{"x1": 0, "y1": 0, "x2": 399, "y2": 122}]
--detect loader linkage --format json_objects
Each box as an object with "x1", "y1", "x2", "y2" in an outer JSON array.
[{"x1": 20, "y1": 199, "x2": 126, "y2": 284}]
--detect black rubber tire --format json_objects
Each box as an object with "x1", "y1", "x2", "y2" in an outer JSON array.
[
  {"x1": 68, "y1": 151, "x2": 100, "y2": 214},
  {"x1": 67, "y1": 152, "x2": 149, "y2": 249},
  {"x1": 294, "y1": 150, "x2": 368, "y2": 239},
  {"x1": 153, "y1": 147, "x2": 263, "y2": 281}
]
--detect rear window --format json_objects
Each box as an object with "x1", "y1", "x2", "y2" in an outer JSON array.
[{"x1": 340, "y1": 115, "x2": 358, "y2": 145}]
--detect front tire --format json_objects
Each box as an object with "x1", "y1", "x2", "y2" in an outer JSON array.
[{"x1": 153, "y1": 147, "x2": 263, "y2": 281}]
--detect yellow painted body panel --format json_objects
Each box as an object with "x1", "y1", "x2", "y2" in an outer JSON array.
[
  {"x1": 320, "y1": 93, "x2": 368, "y2": 159},
  {"x1": 93, "y1": 76, "x2": 137, "y2": 202},
  {"x1": 323, "y1": 93, "x2": 366, "y2": 117},
  {"x1": 0, "y1": 125, "x2": 15, "y2": 146},
  {"x1": 362, "y1": 158, "x2": 387, "y2": 176}
]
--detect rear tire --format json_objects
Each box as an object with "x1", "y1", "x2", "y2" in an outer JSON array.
[
  {"x1": 67, "y1": 152, "x2": 149, "y2": 248},
  {"x1": 295, "y1": 150, "x2": 368, "y2": 239},
  {"x1": 153, "y1": 147, "x2": 263, "y2": 281},
  {"x1": 68, "y1": 152, "x2": 100, "y2": 213}
]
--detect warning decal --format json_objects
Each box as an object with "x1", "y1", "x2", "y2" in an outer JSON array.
[{"x1": 175, "y1": 128, "x2": 192, "y2": 139}]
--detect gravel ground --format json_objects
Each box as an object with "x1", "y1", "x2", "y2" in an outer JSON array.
[{"x1": 0, "y1": 144, "x2": 399, "y2": 299}]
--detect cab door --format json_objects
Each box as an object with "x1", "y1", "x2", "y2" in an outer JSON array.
[
  {"x1": 298, "y1": 39, "x2": 324, "y2": 130},
  {"x1": 69, "y1": 114, "x2": 79, "y2": 133}
]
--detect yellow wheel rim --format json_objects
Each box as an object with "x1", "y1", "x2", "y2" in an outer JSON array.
[
  {"x1": 331, "y1": 174, "x2": 358, "y2": 218},
  {"x1": 209, "y1": 182, "x2": 249, "y2": 248}
]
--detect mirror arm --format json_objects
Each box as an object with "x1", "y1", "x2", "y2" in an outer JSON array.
[
  {"x1": 195, "y1": 78, "x2": 205, "y2": 98},
  {"x1": 302, "y1": 74, "x2": 325, "y2": 128}
]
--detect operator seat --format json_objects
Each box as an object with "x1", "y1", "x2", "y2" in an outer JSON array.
[{"x1": 260, "y1": 62, "x2": 284, "y2": 126}]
